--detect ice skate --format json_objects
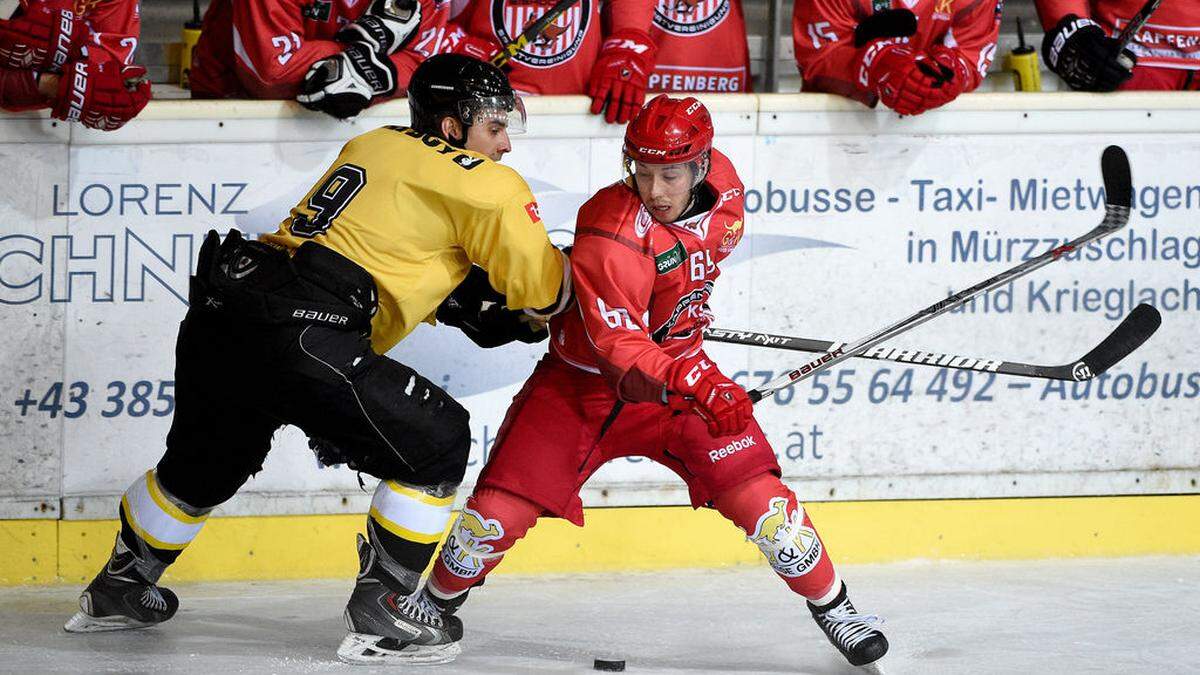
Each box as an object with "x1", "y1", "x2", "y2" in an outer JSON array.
[
  {"x1": 63, "y1": 539, "x2": 179, "y2": 633},
  {"x1": 808, "y1": 582, "x2": 888, "y2": 670},
  {"x1": 337, "y1": 534, "x2": 463, "y2": 665}
]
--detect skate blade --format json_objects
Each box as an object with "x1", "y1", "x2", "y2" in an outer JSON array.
[
  {"x1": 63, "y1": 611, "x2": 156, "y2": 633},
  {"x1": 336, "y1": 632, "x2": 462, "y2": 666}
]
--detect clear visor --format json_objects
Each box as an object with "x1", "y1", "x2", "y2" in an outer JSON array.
[
  {"x1": 622, "y1": 155, "x2": 708, "y2": 190},
  {"x1": 458, "y1": 95, "x2": 527, "y2": 135}
]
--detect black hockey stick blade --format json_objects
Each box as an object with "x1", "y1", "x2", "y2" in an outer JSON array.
[
  {"x1": 1102, "y1": 145, "x2": 1132, "y2": 208},
  {"x1": 1070, "y1": 303, "x2": 1161, "y2": 380}
]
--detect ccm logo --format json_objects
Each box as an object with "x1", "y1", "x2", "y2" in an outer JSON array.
[
  {"x1": 709, "y1": 435, "x2": 756, "y2": 462},
  {"x1": 292, "y1": 309, "x2": 350, "y2": 325},
  {"x1": 637, "y1": 146, "x2": 668, "y2": 156}
]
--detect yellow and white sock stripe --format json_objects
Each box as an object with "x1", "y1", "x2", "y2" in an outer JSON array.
[
  {"x1": 368, "y1": 480, "x2": 454, "y2": 546},
  {"x1": 120, "y1": 470, "x2": 210, "y2": 552}
]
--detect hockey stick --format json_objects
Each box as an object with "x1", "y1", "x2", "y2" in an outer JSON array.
[
  {"x1": 707, "y1": 302, "x2": 1160, "y2": 382},
  {"x1": 746, "y1": 145, "x2": 1133, "y2": 403},
  {"x1": 1115, "y1": 0, "x2": 1163, "y2": 53},
  {"x1": 491, "y1": 0, "x2": 580, "y2": 68}
]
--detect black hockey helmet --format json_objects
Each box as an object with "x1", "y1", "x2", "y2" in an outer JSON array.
[{"x1": 408, "y1": 54, "x2": 526, "y2": 146}]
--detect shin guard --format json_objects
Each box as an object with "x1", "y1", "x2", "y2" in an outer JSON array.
[
  {"x1": 366, "y1": 480, "x2": 456, "y2": 594},
  {"x1": 428, "y1": 487, "x2": 540, "y2": 599},
  {"x1": 118, "y1": 469, "x2": 212, "y2": 581},
  {"x1": 713, "y1": 474, "x2": 839, "y2": 602}
]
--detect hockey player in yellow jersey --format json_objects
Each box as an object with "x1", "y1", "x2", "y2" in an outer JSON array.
[{"x1": 64, "y1": 54, "x2": 571, "y2": 667}]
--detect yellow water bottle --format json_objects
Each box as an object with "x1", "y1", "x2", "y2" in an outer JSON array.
[
  {"x1": 179, "y1": 0, "x2": 202, "y2": 89},
  {"x1": 1004, "y1": 17, "x2": 1041, "y2": 92}
]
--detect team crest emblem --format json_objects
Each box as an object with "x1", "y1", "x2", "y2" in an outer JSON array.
[
  {"x1": 492, "y1": 0, "x2": 592, "y2": 68},
  {"x1": 719, "y1": 219, "x2": 743, "y2": 252},
  {"x1": 653, "y1": 0, "x2": 730, "y2": 36}
]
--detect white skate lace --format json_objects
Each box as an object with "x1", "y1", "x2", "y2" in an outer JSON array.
[
  {"x1": 398, "y1": 592, "x2": 444, "y2": 629},
  {"x1": 821, "y1": 601, "x2": 884, "y2": 650},
  {"x1": 140, "y1": 586, "x2": 168, "y2": 613}
]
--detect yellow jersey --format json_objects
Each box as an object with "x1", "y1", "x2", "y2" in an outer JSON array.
[{"x1": 262, "y1": 125, "x2": 565, "y2": 353}]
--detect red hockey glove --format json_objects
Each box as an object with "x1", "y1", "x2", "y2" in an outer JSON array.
[
  {"x1": 0, "y1": 0, "x2": 88, "y2": 72},
  {"x1": 668, "y1": 354, "x2": 753, "y2": 438},
  {"x1": 588, "y1": 29, "x2": 656, "y2": 124},
  {"x1": 52, "y1": 56, "x2": 151, "y2": 130},
  {"x1": 447, "y1": 29, "x2": 503, "y2": 63},
  {"x1": 863, "y1": 42, "x2": 959, "y2": 115}
]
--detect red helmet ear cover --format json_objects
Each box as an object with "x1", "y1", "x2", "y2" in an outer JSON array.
[{"x1": 622, "y1": 95, "x2": 714, "y2": 165}]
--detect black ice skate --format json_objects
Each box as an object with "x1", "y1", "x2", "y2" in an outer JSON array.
[
  {"x1": 337, "y1": 534, "x2": 463, "y2": 665},
  {"x1": 63, "y1": 539, "x2": 179, "y2": 633},
  {"x1": 808, "y1": 582, "x2": 888, "y2": 669}
]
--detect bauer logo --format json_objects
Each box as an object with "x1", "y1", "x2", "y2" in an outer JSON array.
[
  {"x1": 493, "y1": 0, "x2": 591, "y2": 68},
  {"x1": 653, "y1": 0, "x2": 730, "y2": 36},
  {"x1": 750, "y1": 497, "x2": 823, "y2": 578}
]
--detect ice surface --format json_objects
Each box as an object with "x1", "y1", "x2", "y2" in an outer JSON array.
[{"x1": 1, "y1": 557, "x2": 1197, "y2": 674}]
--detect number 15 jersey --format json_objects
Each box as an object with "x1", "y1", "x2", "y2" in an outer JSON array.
[{"x1": 262, "y1": 126, "x2": 567, "y2": 353}]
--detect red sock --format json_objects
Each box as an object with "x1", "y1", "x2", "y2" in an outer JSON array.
[
  {"x1": 428, "y1": 487, "x2": 541, "y2": 599},
  {"x1": 713, "y1": 473, "x2": 839, "y2": 602}
]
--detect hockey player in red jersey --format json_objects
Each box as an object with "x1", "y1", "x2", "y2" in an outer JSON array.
[
  {"x1": 793, "y1": 0, "x2": 1001, "y2": 115},
  {"x1": 645, "y1": 0, "x2": 752, "y2": 95},
  {"x1": 412, "y1": 95, "x2": 890, "y2": 669},
  {"x1": 1036, "y1": 0, "x2": 1200, "y2": 90},
  {"x1": 189, "y1": 0, "x2": 443, "y2": 119},
  {"x1": 436, "y1": 0, "x2": 602, "y2": 96},
  {"x1": 0, "y1": 0, "x2": 149, "y2": 130}
]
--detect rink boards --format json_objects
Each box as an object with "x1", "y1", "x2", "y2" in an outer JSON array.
[{"x1": 0, "y1": 93, "x2": 1198, "y2": 583}]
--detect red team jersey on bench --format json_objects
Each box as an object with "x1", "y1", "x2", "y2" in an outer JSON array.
[
  {"x1": 793, "y1": 0, "x2": 1001, "y2": 105},
  {"x1": 647, "y1": 0, "x2": 751, "y2": 92}
]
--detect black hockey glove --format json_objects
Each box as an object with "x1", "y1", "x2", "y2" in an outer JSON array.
[
  {"x1": 296, "y1": 43, "x2": 397, "y2": 119},
  {"x1": 436, "y1": 266, "x2": 549, "y2": 348},
  {"x1": 335, "y1": 0, "x2": 422, "y2": 55},
  {"x1": 1042, "y1": 15, "x2": 1136, "y2": 92}
]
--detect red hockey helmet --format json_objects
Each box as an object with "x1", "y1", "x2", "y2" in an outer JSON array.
[{"x1": 623, "y1": 95, "x2": 714, "y2": 165}]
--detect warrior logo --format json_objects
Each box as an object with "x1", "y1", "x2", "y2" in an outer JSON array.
[
  {"x1": 439, "y1": 507, "x2": 506, "y2": 578},
  {"x1": 1071, "y1": 361, "x2": 1093, "y2": 381},
  {"x1": 492, "y1": 0, "x2": 592, "y2": 68},
  {"x1": 749, "y1": 497, "x2": 823, "y2": 578},
  {"x1": 653, "y1": 0, "x2": 730, "y2": 36}
]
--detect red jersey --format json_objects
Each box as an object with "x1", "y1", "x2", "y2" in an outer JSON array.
[
  {"x1": 441, "y1": 0, "x2": 602, "y2": 95},
  {"x1": 551, "y1": 149, "x2": 745, "y2": 403},
  {"x1": 793, "y1": 0, "x2": 1001, "y2": 105},
  {"x1": 647, "y1": 0, "x2": 751, "y2": 93},
  {"x1": 1037, "y1": 0, "x2": 1200, "y2": 72},
  {"x1": 189, "y1": 0, "x2": 449, "y2": 100},
  {"x1": 0, "y1": 0, "x2": 139, "y2": 112}
]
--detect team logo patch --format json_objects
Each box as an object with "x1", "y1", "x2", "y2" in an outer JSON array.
[
  {"x1": 653, "y1": 0, "x2": 730, "y2": 36},
  {"x1": 439, "y1": 507, "x2": 506, "y2": 578},
  {"x1": 719, "y1": 219, "x2": 743, "y2": 253},
  {"x1": 492, "y1": 0, "x2": 592, "y2": 68},
  {"x1": 525, "y1": 200, "x2": 542, "y2": 222},
  {"x1": 749, "y1": 497, "x2": 823, "y2": 578}
]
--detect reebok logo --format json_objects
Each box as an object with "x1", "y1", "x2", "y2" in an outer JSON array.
[{"x1": 708, "y1": 435, "x2": 755, "y2": 462}]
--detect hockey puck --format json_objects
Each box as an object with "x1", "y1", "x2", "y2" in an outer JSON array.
[{"x1": 593, "y1": 658, "x2": 625, "y2": 671}]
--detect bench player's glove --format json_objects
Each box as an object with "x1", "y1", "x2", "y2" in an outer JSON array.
[
  {"x1": 667, "y1": 353, "x2": 752, "y2": 438},
  {"x1": 439, "y1": 24, "x2": 503, "y2": 64},
  {"x1": 436, "y1": 266, "x2": 549, "y2": 348},
  {"x1": 297, "y1": 43, "x2": 397, "y2": 119},
  {"x1": 335, "y1": 0, "x2": 422, "y2": 55},
  {"x1": 52, "y1": 56, "x2": 151, "y2": 130},
  {"x1": 1042, "y1": 14, "x2": 1135, "y2": 92},
  {"x1": 0, "y1": 0, "x2": 88, "y2": 72},
  {"x1": 862, "y1": 42, "x2": 961, "y2": 115},
  {"x1": 588, "y1": 29, "x2": 656, "y2": 124}
]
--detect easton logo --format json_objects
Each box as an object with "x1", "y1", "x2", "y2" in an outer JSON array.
[
  {"x1": 493, "y1": 0, "x2": 592, "y2": 68},
  {"x1": 653, "y1": 0, "x2": 730, "y2": 36}
]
